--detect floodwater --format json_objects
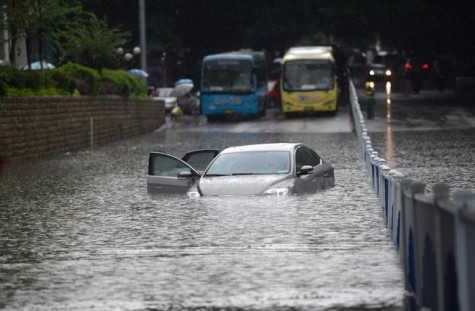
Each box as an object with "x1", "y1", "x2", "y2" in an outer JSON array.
[
  {"x1": 0, "y1": 123, "x2": 407, "y2": 310},
  {"x1": 354, "y1": 79, "x2": 475, "y2": 196},
  {"x1": 370, "y1": 128, "x2": 475, "y2": 195}
]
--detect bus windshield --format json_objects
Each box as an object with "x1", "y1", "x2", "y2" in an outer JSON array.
[
  {"x1": 283, "y1": 59, "x2": 333, "y2": 91},
  {"x1": 203, "y1": 59, "x2": 254, "y2": 93}
]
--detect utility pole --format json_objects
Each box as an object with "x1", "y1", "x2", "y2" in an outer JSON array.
[{"x1": 139, "y1": 0, "x2": 147, "y2": 72}]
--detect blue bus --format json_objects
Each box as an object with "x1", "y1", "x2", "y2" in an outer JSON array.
[{"x1": 200, "y1": 50, "x2": 268, "y2": 120}]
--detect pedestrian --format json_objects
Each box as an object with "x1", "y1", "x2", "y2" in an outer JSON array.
[{"x1": 365, "y1": 80, "x2": 376, "y2": 119}]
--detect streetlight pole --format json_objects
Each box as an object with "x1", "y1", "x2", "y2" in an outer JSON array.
[{"x1": 139, "y1": 0, "x2": 147, "y2": 72}]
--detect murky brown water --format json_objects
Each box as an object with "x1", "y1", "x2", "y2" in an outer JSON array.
[{"x1": 0, "y1": 128, "x2": 406, "y2": 310}]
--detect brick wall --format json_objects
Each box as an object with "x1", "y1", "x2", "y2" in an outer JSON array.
[{"x1": 0, "y1": 96, "x2": 165, "y2": 161}]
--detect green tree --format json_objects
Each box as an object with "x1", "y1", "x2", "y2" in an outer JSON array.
[
  {"x1": 0, "y1": 0, "x2": 82, "y2": 68},
  {"x1": 60, "y1": 13, "x2": 130, "y2": 70},
  {"x1": 0, "y1": 0, "x2": 129, "y2": 70}
]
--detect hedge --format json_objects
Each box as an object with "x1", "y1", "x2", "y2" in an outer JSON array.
[{"x1": 0, "y1": 64, "x2": 148, "y2": 98}]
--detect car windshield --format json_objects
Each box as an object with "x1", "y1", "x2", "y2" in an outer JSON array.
[
  {"x1": 202, "y1": 59, "x2": 254, "y2": 93},
  {"x1": 372, "y1": 55, "x2": 384, "y2": 64},
  {"x1": 205, "y1": 151, "x2": 291, "y2": 176},
  {"x1": 283, "y1": 59, "x2": 333, "y2": 91}
]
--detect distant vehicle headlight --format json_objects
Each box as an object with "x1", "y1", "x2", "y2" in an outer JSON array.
[
  {"x1": 369, "y1": 70, "x2": 375, "y2": 76},
  {"x1": 385, "y1": 69, "x2": 392, "y2": 76},
  {"x1": 262, "y1": 187, "x2": 290, "y2": 196}
]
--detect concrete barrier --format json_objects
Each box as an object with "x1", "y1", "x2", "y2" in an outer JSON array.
[
  {"x1": 455, "y1": 192, "x2": 475, "y2": 311},
  {"x1": 349, "y1": 79, "x2": 475, "y2": 311}
]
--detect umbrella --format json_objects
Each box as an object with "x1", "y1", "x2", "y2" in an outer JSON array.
[
  {"x1": 171, "y1": 79, "x2": 194, "y2": 97},
  {"x1": 21, "y1": 61, "x2": 55, "y2": 70},
  {"x1": 128, "y1": 69, "x2": 149, "y2": 78}
]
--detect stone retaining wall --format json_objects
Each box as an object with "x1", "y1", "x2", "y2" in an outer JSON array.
[{"x1": 0, "y1": 96, "x2": 164, "y2": 161}]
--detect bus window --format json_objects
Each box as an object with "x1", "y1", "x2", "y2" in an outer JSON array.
[
  {"x1": 283, "y1": 60, "x2": 333, "y2": 91},
  {"x1": 203, "y1": 59, "x2": 253, "y2": 93}
]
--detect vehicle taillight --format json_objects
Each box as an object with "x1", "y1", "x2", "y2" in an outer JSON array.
[
  {"x1": 422, "y1": 63, "x2": 430, "y2": 70},
  {"x1": 405, "y1": 63, "x2": 413, "y2": 70}
]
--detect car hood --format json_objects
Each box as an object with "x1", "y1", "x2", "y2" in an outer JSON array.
[{"x1": 198, "y1": 174, "x2": 290, "y2": 196}]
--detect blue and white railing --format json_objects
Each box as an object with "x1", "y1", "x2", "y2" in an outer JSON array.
[{"x1": 349, "y1": 80, "x2": 474, "y2": 311}]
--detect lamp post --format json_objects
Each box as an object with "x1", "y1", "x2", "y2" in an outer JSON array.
[
  {"x1": 117, "y1": 46, "x2": 141, "y2": 69},
  {"x1": 138, "y1": 0, "x2": 147, "y2": 71},
  {"x1": 117, "y1": 0, "x2": 146, "y2": 70}
]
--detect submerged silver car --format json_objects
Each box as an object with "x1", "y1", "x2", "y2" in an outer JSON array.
[{"x1": 147, "y1": 143, "x2": 335, "y2": 196}]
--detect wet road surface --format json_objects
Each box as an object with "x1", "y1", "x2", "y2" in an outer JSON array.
[
  {"x1": 0, "y1": 102, "x2": 409, "y2": 310},
  {"x1": 353, "y1": 76, "x2": 475, "y2": 195},
  {"x1": 3, "y1": 78, "x2": 473, "y2": 310}
]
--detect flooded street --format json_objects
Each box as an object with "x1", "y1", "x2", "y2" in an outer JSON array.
[
  {"x1": 353, "y1": 76, "x2": 475, "y2": 195},
  {"x1": 2, "y1": 83, "x2": 474, "y2": 310},
  {"x1": 0, "y1": 105, "x2": 407, "y2": 310}
]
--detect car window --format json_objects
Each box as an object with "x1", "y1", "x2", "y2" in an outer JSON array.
[
  {"x1": 149, "y1": 153, "x2": 192, "y2": 177},
  {"x1": 157, "y1": 88, "x2": 174, "y2": 97},
  {"x1": 373, "y1": 55, "x2": 384, "y2": 64},
  {"x1": 295, "y1": 147, "x2": 321, "y2": 171},
  {"x1": 206, "y1": 151, "x2": 290, "y2": 175},
  {"x1": 182, "y1": 150, "x2": 219, "y2": 172}
]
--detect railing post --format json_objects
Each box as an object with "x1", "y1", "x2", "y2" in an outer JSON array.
[
  {"x1": 376, "y1": 158, "x2": 386, "y2": 198},
  {"x1": 386, "y1": 169, "x2": 398, "y2": 231},
  {"x1": 413, "y1": 187, "x2": 439, "y2": 310},
  {"x1": 401, "y1": 180, "x2": 425, "y2": 298},
  {"x1": 380, "y1": 164, "x2": 391, "y2": 214},
  {"x1": 370, "y1": 153, "x2": 377, "y2": 187},
  {"x1": 433, "y1": 184, "x2": 458, "y2": 311},
  {"x1": 390, "y1": 172, "x2": 405, "y2": 250},
  {"x1": 455, "y1": 191, "x2": 475, "y2": 311}
]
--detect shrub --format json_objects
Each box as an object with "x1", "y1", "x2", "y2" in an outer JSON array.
[
  {"x1": 6, "y1": 87, "x2": 69, "y2": 96},
  {"x1": 101, "y1": 69, "x2": 148, "y2": 98},
  {"x1": 128, "y1": 75, "x2": 148, "y2": 98},
  {"x1": 101, "y1": 69, "x2": 132, "y2": 96},
  {"x1": 46, "y1": 70, "x2": 76, "y2": 94},
  {"x1": 0, "y1": 64, "x2": 147, "y2": 97},
  {"x1": 0, "y1": 66, "x2": 59, "y2": 92},
  {"x1": 55, "y1": 63, "x2": 101, "y2": 95}
]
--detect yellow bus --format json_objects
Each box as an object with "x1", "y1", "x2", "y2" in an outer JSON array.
[{"x1": 280, "y1": 46, "x2": 338, "y2": 117}]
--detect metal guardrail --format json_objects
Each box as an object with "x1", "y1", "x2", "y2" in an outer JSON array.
[{"x1": 349, "y1": 80, "x2": 474, "y2": 311}]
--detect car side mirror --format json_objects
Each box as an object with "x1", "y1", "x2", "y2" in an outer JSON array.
[
  {"x1": 298, "y1": 165, "x2": 314, "y2": 175},
  {"x1": 177, "y1": 171, "x2": 193, "y2": 179}
]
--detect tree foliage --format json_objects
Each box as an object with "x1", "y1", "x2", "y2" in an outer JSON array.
[
  {"x1": 60, "y1": 13, "x2": 130, "y2": 70},
  {"x1": 0, "y1": 0, "x2": 130, "y2": 70},
  {"x1": 0, "y1": 0, "x2": 82, "y2": 67}
]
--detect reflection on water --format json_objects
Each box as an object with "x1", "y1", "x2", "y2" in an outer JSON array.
[
  {"x1": 385, "y1": 81, "x2": 392, "y2": 96},
  {"x1": 385, "y1": 82, "x2": 394, "y2": 167},
  {"x1": 0, "y1": 132, "x2": 405, "y2": 310}
]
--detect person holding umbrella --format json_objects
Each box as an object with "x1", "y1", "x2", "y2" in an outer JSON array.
[{"x1": 170, "y1": 79, "x2": 199, "y2": 119}]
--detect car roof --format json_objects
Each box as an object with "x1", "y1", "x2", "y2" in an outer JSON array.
[{"x1": 220, "y1": 143, "x2": 302, "y2": 154}]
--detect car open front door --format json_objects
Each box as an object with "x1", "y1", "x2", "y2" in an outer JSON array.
[
  {"x1": 147, "y1": 150, "x2": 219, "y2": 194},
  {"x1": 147, "y1": 152, "x2": 201, "y2": 194}
]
